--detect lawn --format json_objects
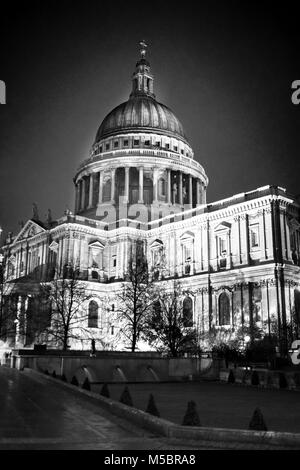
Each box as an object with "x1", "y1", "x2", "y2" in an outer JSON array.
[{"x1": 91, "y1": 381, "x2": 300, "y2": 433}]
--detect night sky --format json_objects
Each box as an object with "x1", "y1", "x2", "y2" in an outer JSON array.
[{"x1": 0, "y1": 1, "x2": 299, "y2": 240}]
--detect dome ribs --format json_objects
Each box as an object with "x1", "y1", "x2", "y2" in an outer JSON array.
[{"x1": 94, "y1": 96, "x2": 187, "y2": 142}]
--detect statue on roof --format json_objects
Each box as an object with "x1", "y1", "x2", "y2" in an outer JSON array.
[{"x1": 32, "y1": 203, "x2": 39, "y2": 220}]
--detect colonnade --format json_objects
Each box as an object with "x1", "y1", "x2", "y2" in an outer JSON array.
[{"x1": 75, "y1": 167, "x2": 206, "y2": 213}]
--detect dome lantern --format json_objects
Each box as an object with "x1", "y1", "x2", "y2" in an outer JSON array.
[{"x1": 130, "y1": 40, "x2": 155, "y2": 99}]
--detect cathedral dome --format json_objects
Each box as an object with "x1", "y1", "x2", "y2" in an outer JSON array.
[
  {"x1": 94, "y1": 41, "x2": 187, "y2": 144},
  {"x1": 95, "y1": 96, "x2": 187, "y2": 142}
]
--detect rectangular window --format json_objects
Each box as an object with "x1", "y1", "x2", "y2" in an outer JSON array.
[
  {"x1": 181, "y1": 149, "x2": 184, "y2": 154},
  {"x1": 144, "y1": 140, "x2": 150, "y2": 146},
  {"x1": 124, "y1": 139, "x2": 129, "y2": 146},
  {"x1": 174, "y1": 146, "x2": 178, "y2": 151},
  {"x1": 183, "y1": 244, "x2": 191, "y2": 262},
  {"x1": 218, "y1": 236, "x2": 227, "y2": 255},
  {"x1": 159, "y1": 179, "x2": 166, "y2": 196},
  {"x1": 250, "y1": 225, "x2": 260, "y2": 248},
  {"x1": 114, "y1": 141, "x2": 119, "y2": 148},
  {"x1": 134, "y1": 139, "x2": 139, "y2": 146},
  {"x1": 155, "y1": 141, "x2": 160, "y2": 147},
  {"x1": 99, "y1": 146, "x2": 102, "y2": 153},
  {"x1": 106, "y1": 143, "x2": 110, "y2": 151},
  {"x1": 165, "y1": 143, "x2": 170, "y2": 149}
]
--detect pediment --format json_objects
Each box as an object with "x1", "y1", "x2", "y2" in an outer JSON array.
[
  {"x1": 89, "y1": 241, "x2": 105, "y2": 250},
  {"x1": 150, "y1": 239, "x2": 163, "y2": 248},
  {"x1": 214, "y1": 222, "x2": 231, "y2": 232},
  {"x1": 13, "y1": 220, "x2": 46, "y2": 243},
  {"x1": 180, "y1": 231, "x2": 195, "y2": 240}
]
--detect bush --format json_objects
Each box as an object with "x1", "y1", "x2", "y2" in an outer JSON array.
[
  {"x1": 61, "y1": 374, "x2": 67, "y2": 382},
  {"x1": 71, "y1": 375, "x2": 79, "y2": 386},
  {"x1": 120, "y1": 386, "x2": 133, "y2": 407},
  {"x1": 145, "y1": 394, "x2": 160, "y2": 417},
  {"x1": 294, "y1": 373, "x2": 300, "y2": 386},
  {"x1": 100, "y1": 383, "x2": 110, "y2": 398},
  {"x1": 52, "y1": 370, "x2": 57, "y2": 378},
  {"x1": 249, "y1": 407, "x2": 268, "y2": 431},
  {"x1": 246, "y1": 337, "x2": 276, "y2": 364},
  {"x1": 228, "y1": 370, "x2": 235, "y2": 384},
  {"x1": 182, "y1": 400, "x2": 201, "y2": 426},
  {"x1": 82, "y1": 377, "x2": 91, "y2": 391},
  {"x1": 251, "y1": 370, "x2": 260, "y2": 386},
  {"x1": 279, "y1": 372, "x2": 287, "y2": 389},
  {"x1": 274, "y1": 357, "x2": 290, "y2": 369}
]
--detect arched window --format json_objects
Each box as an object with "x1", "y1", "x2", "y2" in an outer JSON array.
[
  {"x1": 219, "y1": 292, "x2": 230, "y2": 326},
  {"x1": 88, "y1": 300, "x2": 99, "y2": 328},
  {"x1": 183, "y1": 297, "x2": 193, "y2": 327}
]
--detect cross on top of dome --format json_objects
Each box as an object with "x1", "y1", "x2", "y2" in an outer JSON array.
[{"x1": 139, "y1": 40, "x2": 147, "y2": 58}]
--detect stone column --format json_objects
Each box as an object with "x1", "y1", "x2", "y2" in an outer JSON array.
[
  {"x1": 264, "y1": 207, "x2": 272, "y2": 260},
  {"x1": 202, "y1": 184, "x2": 207, "y2": 204},
  {"x1": 258, "y1": 209, "x2": 267, "y2": 260},
  {"x1": 196, "y1": 180, "x2": 201, "y2": 205},
  {"x1": 124, "y1": 167, "x2": 130, "y2": 203},
  {"x1": 153, "y1": 168, "x2": 158, "y2": 202},
  {"x1": 138, "y1": 167, "x2": 144, "y2": 203},
  {"x1": 25, "y1": 244, "x2": 29, "y2": 275},
  {"x1": 111, "y1": 168, "x2": 116, "y2": 203},
  {"x1": 81, "y1": 177, "x2": 86, "y2": 210},
  {"x1": 59, "y1": 237, "x2": 65, "y2": 277},
  {"x1": 189, "y1": 175, "x2": 193, "y2": 206},
  {"x1": 167, "y1": 169, "x2": 171, "y2": 204},
  {"x1": 227, "y1": 230, "x2": 232, "y2": 269},
  {"x1": 98, "y1": 171, "x2": 103, "y2": 204},
  {"x1": 75, "y1": 183, "x2": 80, "y2": 213},
  {"x1": 235, "y1": 215, "x2": 242, "y2": 264},
  {"x1": 179, "y1": 172, "x2": 183, "y2": 205},
  {"x1": 88, "y1": 174, "x2": 94, "y2": 208}
]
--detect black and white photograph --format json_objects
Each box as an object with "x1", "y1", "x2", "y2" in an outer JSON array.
[{"x1": 0, "y1": 0, "x2": 300, "y2": 458}]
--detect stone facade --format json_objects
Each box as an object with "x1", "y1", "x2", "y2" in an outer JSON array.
[{"x1": 1, "y1": 48, "x2": 300, "y2": 352}]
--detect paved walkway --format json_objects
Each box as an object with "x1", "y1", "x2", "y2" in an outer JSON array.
[
  {"x1": 0, "y1": 367, "x2": 203, "y2": 450},
  {"x1": 0, "y1": 367, "x2": 296, "y2": 450}
]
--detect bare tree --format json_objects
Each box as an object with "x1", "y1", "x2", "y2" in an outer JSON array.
[
  {"x1": 40, "y1": 265, "x2": 92, "y2": 350},
  {"x1": 116, "y1": 251, "x2": 155, "y2": 352},
  {"x1": 0, "y1": 287, "x2": 17, "y2": 345},
  {"x1": 0, "y1": 253, "x2": 19, "y2": 346},
  {"x1": 145, "y1": 281, "x2": 199, "y2": 357}
]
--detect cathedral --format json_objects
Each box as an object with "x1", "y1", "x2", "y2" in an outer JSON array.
[{"x1": 1, "y1": 43, "x2": 300, "y2": 353}]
